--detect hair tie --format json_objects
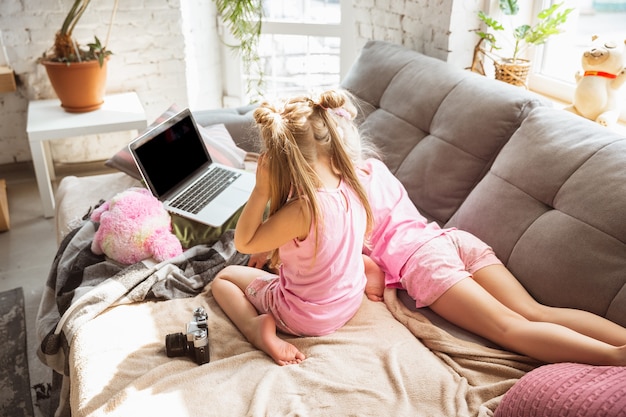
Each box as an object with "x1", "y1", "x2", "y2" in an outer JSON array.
[
  {"x1": 333, "y1": 108, "x2": 352, "y2": 120},
  {"x1": 317, "y1": 102, "x2": 351, "y2": 120}
]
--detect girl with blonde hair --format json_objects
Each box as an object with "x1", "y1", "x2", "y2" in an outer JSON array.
[{"x1": 212, "y1": 90, "x2": 373, "y2": 366}]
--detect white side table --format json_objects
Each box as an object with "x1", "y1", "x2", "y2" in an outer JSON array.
[{"x1": 26, "y1": 92, "x2": 148, "y2": 218}]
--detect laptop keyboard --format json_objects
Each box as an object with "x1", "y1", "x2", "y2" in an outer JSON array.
[{"x1": 170, "y1": 167, "x2": 241, "y2": 214}]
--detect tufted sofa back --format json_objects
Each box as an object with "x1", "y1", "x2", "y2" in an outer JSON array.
[
  {"x1": 449, "y1": 108, "x2": 626, "y2": 326},
  {"x1": 340, "y1": 40, "x2": 550, "y2": 225},
  {"x1": 342, "y1": 40, "x2": 626, "y2": 327}
]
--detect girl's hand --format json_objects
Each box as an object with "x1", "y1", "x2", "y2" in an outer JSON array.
[
  {"x1": 254, "y1": 153, "x2": 271, "y2": 198},
  {"x1": 234, "y1": 152, "x2": 309, "y2": 254},
  {"x1": 248, "y1": 252, "x2": 269, "y2": 269}
]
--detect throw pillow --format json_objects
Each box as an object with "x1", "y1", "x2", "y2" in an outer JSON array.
[
  {"x1": 105, "y1": 104, "x2": 247, "y2": 179},
  {"x1": 495, "y1": 362, "x2": 626, "y2": 417}
]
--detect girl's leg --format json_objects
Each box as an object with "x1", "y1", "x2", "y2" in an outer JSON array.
[
  {"x1": 212, "y1": 265, "x2": 305, "y2": 365},
  {"x1": 429, "y1": 277, "x2": 626, "y2": 365},
  {"x1": 473, "y1": 265, "x2": 626, "y2": 346}
]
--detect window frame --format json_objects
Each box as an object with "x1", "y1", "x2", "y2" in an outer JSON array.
[{"x1": 219, "y1": 0, "x2": 355, "y2": 107}]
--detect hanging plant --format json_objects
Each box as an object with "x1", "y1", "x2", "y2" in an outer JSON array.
[{"x1": 214, "y1": 0, "x2": 264, "y2": 100}]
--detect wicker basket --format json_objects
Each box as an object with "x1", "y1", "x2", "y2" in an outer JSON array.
[{"x1": 493, "y1": 59, "x2": 530, "y2": 87}]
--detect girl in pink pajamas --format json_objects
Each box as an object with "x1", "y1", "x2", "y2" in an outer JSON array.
[
  {"x1": 333, "y1": 98, "x2": 626, "y2": 366},
  {"x1": 212, "y1": 90, "x2": 373, "y2": 366}
]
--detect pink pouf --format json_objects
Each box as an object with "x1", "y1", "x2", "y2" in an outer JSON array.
[{"x1": 495, "y1": 362, "x2": 626, "y2": 417}]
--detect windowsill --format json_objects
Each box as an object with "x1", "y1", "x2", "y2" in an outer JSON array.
[{"x1": 530, "y1": 88, "x2": 626, "y2": 137}]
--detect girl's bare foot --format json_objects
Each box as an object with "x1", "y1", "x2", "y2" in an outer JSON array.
[{"x1": 251, "y1": 314, "x2": 305, "y2": 366}]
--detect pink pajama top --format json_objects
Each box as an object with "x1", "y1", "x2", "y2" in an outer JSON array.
[
  {"x1": 275, "y1": 179, "x2": 368, "y2": 336},
  {"x1": 357, "y1": 158, "x2": 447, "y2": 287}
]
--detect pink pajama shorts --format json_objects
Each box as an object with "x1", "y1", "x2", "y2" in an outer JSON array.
[
  {"x1": 245, "y1": 275, "x2": 300, "y2": 336},
  {"x1": 399, "y1": 229, "x2": 502, "y2": 308}
]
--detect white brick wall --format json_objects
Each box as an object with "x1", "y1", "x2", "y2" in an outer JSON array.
[
  {"x1": 0, "y1": 0, "x2": 483, "y2": 167},
  {"x1": 353, "y1": 0, "x2": 483, "y2": 66},
  {"x1": 0, "y1": 0, "x2": 222, "y2": 165}
]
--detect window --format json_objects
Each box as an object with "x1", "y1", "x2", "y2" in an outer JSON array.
[
  {"x1": 221, "y1": 0, "x2": 355, "y2": 106},
  {"x1": 528, "y1": 0, "x2": 626, "y2": 121}
]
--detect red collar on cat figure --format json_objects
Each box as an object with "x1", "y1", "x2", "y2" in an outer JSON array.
[{"x1": 584, "y1": 71, "x2": 618, "y2": 79}]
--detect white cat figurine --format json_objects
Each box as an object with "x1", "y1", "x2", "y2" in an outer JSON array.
[{"x1": 564, "y1": 36, "x2": 626, "y2": 127}]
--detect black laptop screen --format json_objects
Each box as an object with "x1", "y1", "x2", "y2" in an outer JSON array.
[{"x1": 134, "y1": 114, "x2": 209, "y2": 197}]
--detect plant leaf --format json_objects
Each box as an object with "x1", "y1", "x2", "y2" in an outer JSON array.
[
  {"x1": 478, "y1": 11, "x2": 504, "y2": 31},
  {"x1": 538, "y1": 2, "x2": 561, "y2": 19},
  {"x1": 513, "y1": 24, "x2": 530, "y2": 41},
  {"x1": 499, "y1": 0, "x2": 519, "y2": 16}
]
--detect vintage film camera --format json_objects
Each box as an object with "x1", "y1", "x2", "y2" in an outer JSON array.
[{"x1": 165, "y1": 306, "x2": 210, "y2": 365}]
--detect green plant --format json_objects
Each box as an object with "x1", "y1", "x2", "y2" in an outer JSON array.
[
  {"x1": 477, "y1": 0, "x2": 573, "y2": 63},
  {"x1": 41, "y1": 0, "x2": 117, "y2": 67},
  {"x1": 214, "y1": 0, "x2": 264, "y2": 99}
]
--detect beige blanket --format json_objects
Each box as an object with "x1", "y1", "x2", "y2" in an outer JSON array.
[{"x1": 69, "y1": 285, "x2": 539, "y2": 417}]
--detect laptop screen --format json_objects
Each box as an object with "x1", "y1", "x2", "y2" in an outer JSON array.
[{"x1": 133, "y1": 113, "x2": 210, "y2": 198}]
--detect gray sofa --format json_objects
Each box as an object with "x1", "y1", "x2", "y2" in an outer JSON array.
[
  {"x1": 46, "y1": 40, "x2": 626, "y2": 416},
  {"x1": 343, "y1": 41, "x2": 626, "y2": 328}
]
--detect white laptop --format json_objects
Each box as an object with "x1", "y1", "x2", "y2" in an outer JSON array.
[{"x1": 129, "y1": 108, "x2": 255, "y2": 227}]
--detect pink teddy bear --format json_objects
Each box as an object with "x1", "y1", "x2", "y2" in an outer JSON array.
[{"x1": 90, "y1": 187, "x2": 183, "y2": 265}]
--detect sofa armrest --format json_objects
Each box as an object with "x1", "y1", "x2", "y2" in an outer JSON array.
[{"x1": 55, "y1": 172, "x2": 141, "y2": 244}]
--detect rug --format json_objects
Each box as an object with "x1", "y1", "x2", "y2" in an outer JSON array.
[{"x1": 0, "y1": 287, "x2": 35, "y2": 417}]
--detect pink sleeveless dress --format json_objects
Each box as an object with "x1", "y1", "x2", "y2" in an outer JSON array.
[{"x1": 245, "y1": 179, "x2": 368, "y2": 336}]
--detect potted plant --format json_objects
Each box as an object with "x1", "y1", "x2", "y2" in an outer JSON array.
[
  {"x1": 475, "y1": 0, "x2": 573, "y2": 87},
  {"x1": 39, "y1": 0, "x2": 117, "y2": 112}
]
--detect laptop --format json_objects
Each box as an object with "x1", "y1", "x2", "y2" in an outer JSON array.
[{"x1": 129, "y1": 108, "x2": 255, "y2": 227}]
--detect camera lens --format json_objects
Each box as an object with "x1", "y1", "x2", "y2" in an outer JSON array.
[{"x1": 165, "y1": 332, "x2": 187, "y2": 357}]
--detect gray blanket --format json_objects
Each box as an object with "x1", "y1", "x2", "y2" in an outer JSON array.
[{"x1": 36, "y1": 219, "x2": 249, "y2": 377}]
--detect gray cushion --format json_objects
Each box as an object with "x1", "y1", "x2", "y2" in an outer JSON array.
[
  {"x1": 448, "y1": 107, "x2": 626, "y2": 326},
  {"x1": 193, "y1": 105, "x2": 259, "y2": 152},
  {"x1": 105, "y1": 107, "x2": 249, "y2": 180},
  {"x1": 341, "y1": 40, "x2": 551, "y2": 225}
]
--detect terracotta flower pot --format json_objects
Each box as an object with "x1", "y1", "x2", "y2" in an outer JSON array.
[{"x1": 42, "y1": 58, "x2": 108, "y2": 113}]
